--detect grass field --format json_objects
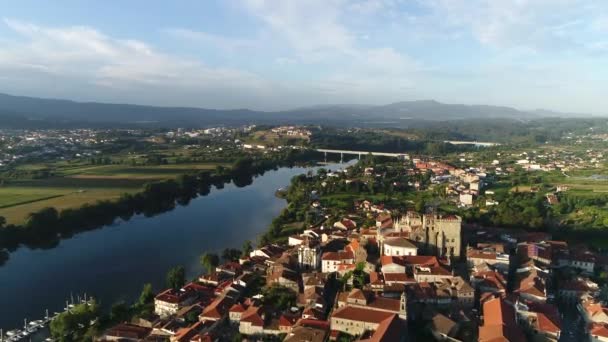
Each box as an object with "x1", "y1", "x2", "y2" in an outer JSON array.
[
  {"x1": 0, "y1": 162, "x2": 227, "y2": 225},
  {"x1": 0, "y1": 188, "x2": 138, "y2": 224}
]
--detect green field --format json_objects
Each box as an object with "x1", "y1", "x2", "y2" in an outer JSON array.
[{"x1": 0, "y1": 162, "x2": 227, "y2": 225}]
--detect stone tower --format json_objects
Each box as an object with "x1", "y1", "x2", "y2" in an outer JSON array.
[
  {"x1": 399, "y1": 291, "x2": 407, "y2": 320},
  {"x1": 422, "y1": 214, "x2": 462, "y2": 257}
]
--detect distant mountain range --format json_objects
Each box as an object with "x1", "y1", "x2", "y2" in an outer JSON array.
[{"x1": 0, "y1": 92, "x2": 597, "y2": 128}]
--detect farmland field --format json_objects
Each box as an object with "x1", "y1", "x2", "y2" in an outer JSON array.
[{"x1": 0, "y1": 162, "x2": 227, "y2": 224}]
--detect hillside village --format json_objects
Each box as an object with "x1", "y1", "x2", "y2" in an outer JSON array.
[{"x1": 94, "y1": 153, "x2": 608, "y2": 342}]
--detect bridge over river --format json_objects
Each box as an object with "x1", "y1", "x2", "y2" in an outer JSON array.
[{"x1": 315, "y1": 149, "x2": 410, "y2": 162}]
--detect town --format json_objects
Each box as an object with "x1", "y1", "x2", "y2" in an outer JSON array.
[
  {"x1": 61, "y1": 136, "x2": 607, "y2": 341},
  {"x1": 1, "y1": 123, "x2": 608, "y2": 342},
  {"x1": 2, "y1": 2, "x2": 607, "y2": 341}
]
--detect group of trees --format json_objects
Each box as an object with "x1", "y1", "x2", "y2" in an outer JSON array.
[
  {"x1": 310, "y1": 129, "x2": 473, "y2": 155},
  {"x1": 262, "y1": 285, "x2": 297, "y2": 311},
  {"x1": 199, "y1": 240, "x2": 253, "y2": 274},
  {"x1": 49, "y1": 301, "x2": 100, "y2": 341}
]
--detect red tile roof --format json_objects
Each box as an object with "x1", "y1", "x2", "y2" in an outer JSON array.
[
  {"x1": 322, "y1": 250, "x2": 354, "y2": 261},
  {"x1": 361, "y1": 315, "x2": 403, "y2": 342},
  {"x1": 479, "y1": 297, "x2": 525, "y2": 342},
  {"x1": 103, "y1": 323, "x2": 151, "y2": 340},
  {"x1": 402, "y1": 255, "x2": 439, "y2": 267},
  {"x1": 331, "y1": 306, "x2": 395, "y2": 324},
  {"x1": 240, "y1": 305, "x2": 264, "y2": 326},
  {"x1": 591, "y1": 323, "x2": 608, "y2": 338}
]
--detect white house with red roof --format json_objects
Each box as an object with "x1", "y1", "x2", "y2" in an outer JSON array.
[{"x1": 321, "y1": 250, "x2": 355, "y2": 273}]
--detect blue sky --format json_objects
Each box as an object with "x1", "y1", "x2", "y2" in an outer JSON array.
[{"x1": 0, "y1": 0, "x2": 607, "y2": 113}]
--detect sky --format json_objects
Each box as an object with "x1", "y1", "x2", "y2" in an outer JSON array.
[{"x1": 0, "y1": 0, "x2": 607, "y2": 114}]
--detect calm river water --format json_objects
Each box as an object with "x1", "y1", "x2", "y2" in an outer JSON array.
[{"x1": 0, "y1": 161, "x2": 353, "y2": 330}]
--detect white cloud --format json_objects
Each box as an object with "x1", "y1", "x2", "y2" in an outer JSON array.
[
  {"x1": 238, "y1": 0, "x2": 422, "y2": 97},
  {"x1": 242, "y1": 0, "x2": 356, "y2": 58},
  {"x1": 163, "y1": 28, "x2": 259, "y2": 52},
  {"x1": 0, "y1": 18, "x2": 276, "y2": 108}
]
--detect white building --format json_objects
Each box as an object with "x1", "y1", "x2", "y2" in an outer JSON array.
[
  {"x1": 321, "y1": 251, "x2": 354, "y2": 273},
  {"x1": 382, "y1": 237, "x2": 417, "y2": 257},
  {"x1": 460, "y1": 193, "x2": 473, "y2": 206}
]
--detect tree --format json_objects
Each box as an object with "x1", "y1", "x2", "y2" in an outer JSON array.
[
  {"x1": 414, "y1": 197, "x2": 426, "y2": 213},
  {"x1": 242, "y1": 240, "x2": 253, "y2": 257},
  {"x1": 262, "y1": 285, "x2": 296, "y2": 311},
  {"x1": 0, "y1": 216, "x2": 5, "y2": 228},
  {"x1": 222, "y1": 248, "x2": 242, "y2": 262},
  {"x1": 138, "y1": 283, "x2": 154, "y2": 306},
  {"x1": 166, "y1": 266, "x2": 186, "y2": 290},
  {"x1": 185, "y1": 310, "x2": 199, "y2": 324},
  {"x1": 200, "y1": 253, "x2": 220, "y2": 273},
  {"x1": 25, "y1": 207, "x2": 59, "y2": 235},
  {"x1": 110, "y1": 301, "x2": 130, "y2": 322},
  {"x1": 50, "y1": 301, "x2": 99, "y2": 342}
]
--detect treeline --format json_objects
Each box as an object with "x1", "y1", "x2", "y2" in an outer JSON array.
[
  {"x1": 408, "y1": 117, "x2": 608, "y2": 144},
  {"x1": 0, "y1": 149, "x2": 321, "y2": 266},
  {"x1": 311, "y1": 129, "x2": 474, "y2": 155}
]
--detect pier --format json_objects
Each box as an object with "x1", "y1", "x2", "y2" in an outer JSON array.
[{"x1": 0, "y1": 293, "x2": 94, "y2": 342}]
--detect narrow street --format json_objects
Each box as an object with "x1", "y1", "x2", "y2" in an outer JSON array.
[{"x1": 559, "y1": 305, "x2": 586, "y2": 342}]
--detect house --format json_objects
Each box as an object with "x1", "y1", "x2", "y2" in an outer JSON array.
[
  {"x1": 435, "y1": 277, "x2": 475, "y2": 308},
  {"x1": 375, "y1": 213, "x2": 392, "y2": 228},
  {"x1": 459, "y1": 193, "x2": 473, "y2": 206},
  {"x1": 478, "y1": 297, "x2": 525, "y2": 342},
  {"x1": 579, "y1": 300, "x2": 608, "y2": 327},
  {"x1": 336, "y1": 288, "x2": 407, "y2": 319},
  {"x1": 330, "y1": 306, "x2": 402, "y2": 337},
  {"x1": 413, "y1": 264, "x2": 453, "y2": 283},
  {"x1": 514, "y1": 271, "x2": 547, "y2": 303},
  {"x1": 516, "y1": 301, "x2": 561, "y2": 341},
  {"x1": 517, "y1": 242, "x2": 559, "y2": 266},
  {"x1": 199, "y1": 295, "x2": 234, "y2": 322},
  {"x1": 382, "y1": 237, "x2": 417, "y2": 257},
  {"x1": 238, "y1": 305, "x2": 267, "y2": 335},
  {"x1": 466, "y1": 246, "x2": 509, "y2": 273},
  {"x1": 284, "y1": 320, "x2": 330, "y2": 342},
  {"x1": 321, "y1": 250, "x2": 355, "y2": 273},
  {"x1": 357, "y1": 314, "x2": 405, "y2": 341},
  {"x1": 590, "y1": 323, "x2": 608, "y2": 342},
  {"x1": 405, "y1": 278, "x2": 474, "y2": 309},
  {"x1": 249, "y1": 244, "x2": 285, "y2": 259},
  {"x1": 429, "y1": 313, "x2": 461, "y2": 342},
  {"x1": 346, "y1": 239, "x2": 369, "y2": 264},
  {"x1": 334, "y1": 218, "x2": 357, "y2": 230},
  {"x1": 559, "y1": 278, "x2": 598, "y2": 303},
  {"x1": 267, "y1": 267, "x2": 300, "y2": 293},
  {"x1": 383, "y1": 272, "x2": 416, "y2": 286},
  {"x1": 471, "y1": 270, "x2": 507, "y2": 294},
  {"x1": 171, "y1": 321, "x2": 207, "y2": 342},
  {"x1": 228, "y1": 302, "x2": 248, "y2": 323},
  {"x1": 380, "y1": 256, "x2": 406, "y2": 274},
  {"x1": 154, "y1": 288, "x2": 198, "y2": 317},
  {"x1": 558, "y1": 251, "x2": 596, "y2": 274},
  {"x1": 101, "y1": 323, "x2": 152, "y2": 341}
]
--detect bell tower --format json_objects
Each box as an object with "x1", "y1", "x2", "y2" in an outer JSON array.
[{"x1": 399, "y1": 291, "x2": 407, "y2": 320}]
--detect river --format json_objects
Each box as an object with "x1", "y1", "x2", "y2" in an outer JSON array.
[{"x1": 0, "y1": 161, "x2": 353, "y2": 331}]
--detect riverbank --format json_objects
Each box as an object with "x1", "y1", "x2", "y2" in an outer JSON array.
[
  {"x1": 0, "y1": 151, "x2": 322, "y2": 266},
  {"x1": 0, "y1": 158, "x2": 352, "y2": 331}
]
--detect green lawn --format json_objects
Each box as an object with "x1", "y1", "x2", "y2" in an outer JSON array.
[
  {"x1": 0, "y1": 162, "x2": 226, "y2": 225},
  {"x1": 0, "y1": 187, "x2": 72, "y2": 208}
]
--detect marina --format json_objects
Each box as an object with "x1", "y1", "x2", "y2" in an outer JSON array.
[{"x1": 0, "y1": 294, "x2": 94, "y2": 342}]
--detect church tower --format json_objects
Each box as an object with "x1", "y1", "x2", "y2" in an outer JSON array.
[{"x1": 399, "y1": 291, "x2": 407, "y2": 320}]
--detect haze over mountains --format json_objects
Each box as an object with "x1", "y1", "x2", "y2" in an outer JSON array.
[{"x1": 0, "y1": 92, "x2": 596, "y2": 128}]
